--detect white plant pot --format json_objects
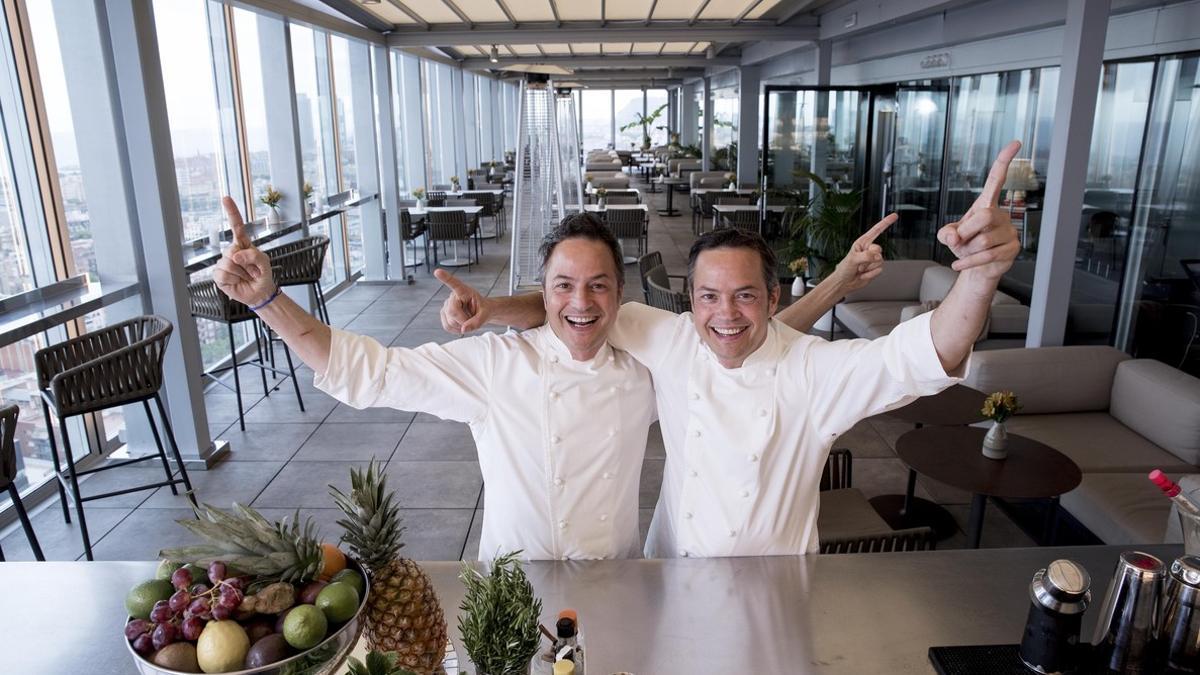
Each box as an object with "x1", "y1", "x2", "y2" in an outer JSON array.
[
  {"x1": 417, "y1": 198, "x2": 427, "y2": 209},
  {"x1": 791, "y1": 277, "x2": 806, "y2": 298},
  {"x1": 266, "y1": 208, "x2": 280, "y2": 226},
  {"x1": 982, "y1": 421, "x2": 1008, "y2": 460}
]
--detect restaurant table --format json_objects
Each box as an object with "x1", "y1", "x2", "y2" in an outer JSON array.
[
  {"x1": 871, "y1": 386, "x2": 989, "y2": 539},
  {"x1": 0, "y1": 275, "x2": 141, "y2": 347},
  {"x1": 654, "y1": 176, "x2": 688, "y2": 216},
  {"x1": 7, "y1": 544, "x2": 1182, "y2": 674},
  {"x1": 403, "y1": 206, "x2": 484, "y2": 267},
  {"x1": 896, "y1": 426, "x2": 1082, "y2": 548},
  {"x1": 711, "y1": 203, "x2": 787, "y2": 233}
]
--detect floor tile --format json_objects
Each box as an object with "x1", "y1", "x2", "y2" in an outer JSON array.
[
  {"x1": 390, "y1": 329, "x2": 455, "y2": 349},
  {"x1": 90, "y1": 507, "x2": 200, "y2": 560},
  {"x1": 392, "y1": 509, "x2": 474, "y2": 560},
  {"x1": 253, "y1": 461, "x2": 372, "y2": 509},
  {"x1": 644, "y1": 422, "x2": 666, "y2": 459},
  {"x1": 640, "y1": 458, "x2": 664, "y2": 509},
  {"x1": 242, "y1": 393, "x2": 337, "y2": 425},
  {"x1": 0, "y1": 504, "x2": 131, "y2": 561},
  {"x1": 392, "y1": 421, "x2": 478, "y2": 461},
  {"x1": 141, "y1": 459, "x2": 284, "y2": 509},
  {"x1": 866, "y1": 414, "x2": 915, "y2": 451},
  {"x1": 833, "y1": 419, "x2": 895, "y2": 459},
  {"x1": 383, "y1": 461, "x2": 483, "y2": 509},
  {"x1": 293, "y1": 423, "x2": 407, "y2": 461},
  {"x1": 325, "y1": 403, "x2": 417, "y2": 425},
  {"x1": 218, "y1": 423, "x2": 319, "y2": 462},
  {"x1": 74, "y1": 464, "x2": 179, "y2": 508},
  {"x1": 203, "y1": 392, "x2": 266, "y2": 424},
  {"x1": 463, "y1": 508, "x2": 483, "y2": 561},
  {"x1": 944, "y1": 503, "x2": 1036, "y2": 549},
  {"x1": 850, "y1": 457, "x2": 934, "y2": 502}
]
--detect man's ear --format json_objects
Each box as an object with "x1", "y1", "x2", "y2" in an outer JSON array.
[{"x1": 768, "y1": 285, "x2": 781, "y2": 314}]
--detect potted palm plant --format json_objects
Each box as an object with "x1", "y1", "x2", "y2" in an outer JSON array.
[
  {"x1": 458, "y1": 552, "x2": 542, "y2": 675},
  {"x1": 781, "y1": 172, "x2": 873, "y2": 282}
]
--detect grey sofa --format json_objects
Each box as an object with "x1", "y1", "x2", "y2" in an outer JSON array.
[
  {"x1": 964, "y1": 346, "x2": 1200, "y2": 544},
  {"x1": 835, "y1": 260, "x2": 1029, "y2": 349}
]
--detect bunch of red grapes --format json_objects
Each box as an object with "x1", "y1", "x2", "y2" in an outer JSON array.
[{"x1": 125, "y1": 561, "x2": 246, "y2": 655}]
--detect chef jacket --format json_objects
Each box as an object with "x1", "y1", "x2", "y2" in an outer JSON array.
[
  {"x1": 609, "y1": 303, "x2": 966, "y2": 558},
  {"x1": 314, "y1": 324, "x2": 657, "y2": 561}
]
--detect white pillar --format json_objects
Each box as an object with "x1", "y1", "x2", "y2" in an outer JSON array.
[
  {"x1": 105, "y1": 0, "x2": 225, "y2": 467},
  {"x1": 702, "y1": 76, "x2": 713, "y2": 170},
  {"x1": 257, "y1": 13, "x2": 303, "y2": 225},
  {"x1": 681, "y1": 82, "x2": 699, "y2": 147},
  {"x1": 349, "y1": 41, "x2": 383, "y2": 281},
  {"x1": 1026, "y1": 0, "x2": 1111, "y2": 347},
  {"x1": 810, "y1": 41, "x2": 832, "y2": 193},
  {"x1": 375, "y1": 47, "x2": 405, "y2": 282},
  {"x1": 737, "y1": 66, "x2": 761, "y2": 188}
]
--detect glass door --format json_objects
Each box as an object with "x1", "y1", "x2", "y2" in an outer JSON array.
[
  {"x1": 878, "y1": 84, "x2": 950, "y2": 261},
  {"x1": 762, "y1": 86, "x2": 878, "y2": 198}
]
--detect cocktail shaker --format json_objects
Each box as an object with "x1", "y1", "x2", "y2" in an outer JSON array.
[
  {"x1": 1162, "y1": 555, "x2": 1200, "y2": 673},
  {"x1": 1019, "y1": 559, "x2": 1092, "y2": 674},
  {"x1": 1091, "y1": 551, "x2": 1165, "y2": 673}
]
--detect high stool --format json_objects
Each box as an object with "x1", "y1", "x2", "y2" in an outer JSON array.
[
  {"x1": 35, "y1": 316, "x2": 195, "y2": 560},
  {"x1": 188, "y1": 281, "x2": 305, "y2": 431},
  {"x1": 0, "y1": 404, "x2": 44, "y2": 561},
  {"x1": 265, "y1": 235, "x2": 332, "y2": 324}
]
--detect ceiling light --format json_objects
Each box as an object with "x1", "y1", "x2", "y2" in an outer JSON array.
[
  {"x1": 490, "y1": 45, "x2": 499, "y2": 63},
  {"x1": 706, "y1": 46, "x2": 716, "y2": 59}
]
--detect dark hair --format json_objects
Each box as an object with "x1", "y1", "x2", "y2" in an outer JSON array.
[
  {"x1": 687, "y1": 228, "x2": 779, "y2": 291},
  {"x1": 537, "y1": 212, "x2": 625, "y2": 286}
]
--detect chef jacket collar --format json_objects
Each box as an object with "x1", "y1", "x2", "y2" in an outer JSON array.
[{"x1": 539, "y1": 323, "x2": 616, "y2": 371}]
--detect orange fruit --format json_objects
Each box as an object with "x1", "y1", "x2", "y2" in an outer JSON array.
[{"x1": 319, "y1": 543, "x2": 347, "y2": 581}]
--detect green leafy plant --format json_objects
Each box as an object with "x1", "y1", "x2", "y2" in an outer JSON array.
[
  {"x1": 619, "y1": 102, "x2": 669, "y2": 135},
  {"x1": 595, "y1": 187, "x2": 608, "y2": 198},
  {"x1": 458, "y1": 552, "x2": 542, "y2": 675},
  {"x1": 412, "y1": 188, "x2": 425, "y2": 200},
  {"x1": 450, "y1": 175, "x2": 460, "y2": 187},
  {"x1": 345, "y1": 650, "x2": 418, "y2": 675},
  {"x1": 302, "y1": 181, "x2": 314, "y2": 200},
  {"x1": 260, "y1": 185, "x2": 283, "y2": 209},
  {"x1": 779, "y1": 171, "x2": 882, "y2": 281}
]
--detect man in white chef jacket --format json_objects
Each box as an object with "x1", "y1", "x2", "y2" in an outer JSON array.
[
  {"x1": 211, "y1": 200, "x2": 865, "y2": 561},
  {"x1": 441, "y1": 141, "x2": 1024, "y2": 558}
]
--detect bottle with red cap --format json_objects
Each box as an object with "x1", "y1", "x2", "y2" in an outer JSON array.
[{"x1": 1149, "y1": 470, "x2": 1200, "y2": 517}]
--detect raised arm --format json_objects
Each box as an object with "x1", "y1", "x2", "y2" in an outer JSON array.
[
  {"x1": 213, "y1": 197, "x2": 332, "y2": 373},
  {"x1": 436, "y1": 269, "x2": 546, "y2": 333},
  {"x1": 930, "y1": 140, "x2": 1022, "y2": 373},
  {"x1": 774, "y1": 214, "x2": 894, "y2": 332}
]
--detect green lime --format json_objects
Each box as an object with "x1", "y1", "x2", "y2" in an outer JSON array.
[
  {"x1": 155, "y1": 560, "x2": 183, "y2": 581},
  {"x1": 330, "y1": 569, "x2": 365, "y2": 599},
  {"x1": 181, "y1": 563, "x2": 210, "y2": 586},
  {"x1": 315, "y1": 581, "x2": 359, "y2": 623},
  {"x1": 125, "y1": 579, "x2": 174, "y2": 620},
  {"x1": 282, "y1": 604, "x2": 328, "y2": 650}
]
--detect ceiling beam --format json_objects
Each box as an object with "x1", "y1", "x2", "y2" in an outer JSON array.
[
  {"x1": 459, "y1": 55, "x2": 739, "y2": 68},
  {"x1": 385, "y1": 0, "x2": 429, "y2": 29},
  {"x1": 645, "y1": 0, "x2": 658, "y2": 26},
  {"x1": 440, "y1": 0, "x2": 474, "y2": 27},
  {"x1": 314, "y1": 0, "x2": 394, "y2": 32},
  {"x1": 493, "y1": 0, "x2": 518, "y2": 25},
  {"x1": 689, "y1": 0, "x2": 713, "y2": 26},
  {"x1": 385, "y1": 20, "x2": 817, "y2": 46},
  {"x1": 775, "y1": 0, "x2": 822, "y2": 26},
  {"x1": 734, "y1": 0, "x2": 766, "y2": 25}
]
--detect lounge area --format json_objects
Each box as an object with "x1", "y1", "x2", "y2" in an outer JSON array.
[{"x1": 2, "y1": 0, "x2": 1200, "y2": 673}]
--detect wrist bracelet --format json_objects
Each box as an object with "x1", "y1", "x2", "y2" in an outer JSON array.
[{"x1": 249, "y1": 286, "x2": 282, "y2": 311}]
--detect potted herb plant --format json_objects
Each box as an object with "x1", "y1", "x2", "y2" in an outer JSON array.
[
  {"x1": 450, "y1": 175, "x2": 461, "y2": 191},
  {"x1": 584, "y1": 174, "x2": 594, "y2": 191},
  {"x1": 981, "y1": 391, "x2": 1021, "y2": 460},
  {"x1": 302, "y1": 181, "x2": 314, "y2": 219},
  {"x1": 260, "y1": 185, "x2": 283, "y2": 227},
  {"x1": 788, "y1": 257, "x2": 809, "y2": 297},
  {"x1": 458, "y1": 552, "x2": 542, "y2": 675},
  {"x1": 412, "y1": 188, "x2": 426, "y2": 209},
  {"x1": 595, "y1": 186, "x2": 608, "y2": 208},
  {"x1": 725, "y1": 173, "x2": 736, "y2": 190}
]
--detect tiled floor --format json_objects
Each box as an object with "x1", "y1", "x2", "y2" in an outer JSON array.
[{"x1": 0, "y1": 175, "x2": 1035, "y2": 562}]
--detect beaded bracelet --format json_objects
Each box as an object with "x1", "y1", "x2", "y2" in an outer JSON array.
[{"x1": 249, "y1": 286, "x2": 282, "y2": 311}]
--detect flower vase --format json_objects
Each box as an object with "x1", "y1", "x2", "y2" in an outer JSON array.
[
  {"x1": 728, "y1": 182, "x2": 737, "y2": 190},
  {"x1": 586, "y1": 182, "x2": 593, "y2": 192},
  {"x1": 791, "y1": 277, "x2": 806, "y2": 298},
  {"x1": 303, "y1": 201, "x2": 311, "y2": 220},
  {"x1": 599, "y1": 197, "x2": 606, "y2": 209},
  {"x1": 982, "y1": 421, "x2": 1008, "y2": 460},
  {"x1": 266, "y1": 207, "x2": 280, "y2": 228},
  {"x1": 417, "y1": 198, "x2": 427, "y2": 209}
]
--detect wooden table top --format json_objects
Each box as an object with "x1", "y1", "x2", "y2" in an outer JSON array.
[
  {"x1": 896, "y1": 426, "x2": 1082, "y2": 499},
  {"x1": 884, "y1": 384, "x2": 988, "y2": 426}
]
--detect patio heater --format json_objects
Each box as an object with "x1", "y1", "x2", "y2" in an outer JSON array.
[
  {"x1": 509, "y1": 73, "x2": 566, "y2": 293},
  {"x1": 555, "y1": 87, "x2": 584, "y2": 215}
]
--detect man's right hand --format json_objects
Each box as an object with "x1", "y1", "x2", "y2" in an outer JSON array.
[
  {"x1": 436, "y1": 269, "x2": 490, "y2": 334},
  {"x1": 213, "y1": 196, "x2": 276, "y2": 307}
]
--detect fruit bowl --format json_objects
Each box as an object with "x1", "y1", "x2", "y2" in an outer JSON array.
[{"x1": 125, "y1": 561, "x2": 370, "y2": 675}]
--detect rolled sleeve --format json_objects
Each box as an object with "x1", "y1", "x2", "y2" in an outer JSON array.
[{"x1": 314, "y1": 327, "x2": 491, "y2": 424}]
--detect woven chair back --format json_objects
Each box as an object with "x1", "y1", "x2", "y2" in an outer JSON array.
[
  {"x1": 267, "y1": 235, "x2": 330, "y2": 286},
  {"x1": 700, "y1": 191, "x2": 736, "y2": 215},
  {"x1": 0, "y1": 403, "x2": 17, "y2": 485},
  {"x1": 188, "y1": 279, "x2": 255, "y2": 324},
  {"x1": 819, "y1": 528, "x2": 937, "y2": 554},
  {"x1": 646, "y1": 270, "x2": 690, "y2": 314},
  {"x1": 427, "y1": 191, "x2": 447, "y2": 207},
  {"x1": 637, "y1": 251, "x2": 664, "y2": 297},
  {"x1": 605, "y1": 208, "x2": 646, "y2": 240},
  {"x1": 34, "y1": 315, "x2": 174, "y2": 417},
  {"x1": 427, "y1": 210, "x2": 470, "y2": 241}
]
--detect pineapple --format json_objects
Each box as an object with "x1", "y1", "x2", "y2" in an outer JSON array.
[
  {"x1": 159, "y1": 503, "x2": 323, "y2": 583},
  {"x1": 330, "y1": 462, "x2": 448, "y2": 675},
  {"x1": 346, "y1": 650, "x2": 419, "y2": 675}
]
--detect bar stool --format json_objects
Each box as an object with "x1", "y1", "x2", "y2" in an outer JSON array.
[
  {"x1": 0, "y1": 404, "x2": 44, "y2": 561},
  {"x1": 265, "y1": 235, "x2": 332, "y2": 324},
  {"x1": 35, "y1": 316, "x2": 195, "y2": 560},
  {"x1": 188, "y1": 281, "x2": 305, "y2": 431}
]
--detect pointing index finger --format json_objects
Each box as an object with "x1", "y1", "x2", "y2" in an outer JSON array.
[
  {"x1": 433, "y1": 268, "x2": 472, "y2": 297},
  {"x1": 855, "y1": 213, "x2": 897, "y2": 249},
  {"x1": 975, "y1": 140, "x2": 1022, "y2": 208},
  {"x1": 222, "y1": 196, "x2": 251, "y2": 249}
]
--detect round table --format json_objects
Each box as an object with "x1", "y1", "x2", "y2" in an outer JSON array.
[
  {"x1": 869, "y1": 385, "x2": 988, "y2": 539},
  {"x1": 896, "y1": 426, "x2": 1082, "y2": 548}
]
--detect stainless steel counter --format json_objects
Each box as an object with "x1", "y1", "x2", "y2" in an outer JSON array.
[{"x1": 0, "y1": 544, "x2": 1182, "y2": 673}]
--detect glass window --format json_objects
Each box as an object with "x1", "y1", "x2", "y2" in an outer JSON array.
[
  {"x1": 231, "y1": 7, "x2": 271, "y2": 220},
  {"x1": 330, "y1": 36, "x2": 362, "y2": 275},
  {"x1": 476, "y1": 76, "x2": 494, "y2": 165},
  {"x1": 646, "y1": 88, "x2": 669, "y2": 147},
  {"x1": 0, "y1": 127, "x2": 34, "y2": 299},
  {"x1": 153, "y1": 0, "x2": 236, "y2": 244},
  {"x1": 614, "y1": 89, "x2": 643, "y2": 151},
  {"x1": 711, "y1": 88, "x2": 739, "y2": 171},
  {"x1": 581, "y1": 89, "x2": 612, "y2": 150},
  {"x1": 421, "y1": 60, "x2": 456, "y2": 187},
  {"x1": 290, "y1": 23, "x2": 339, "y2": 288},
  {"x1": 391, "y1": 50, "x2": 425, "y2": 195}
]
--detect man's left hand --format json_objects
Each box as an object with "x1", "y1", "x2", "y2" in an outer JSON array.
[
  {"x1": 937, "y1": 140, "x2": 1022, "y2": 280},
  {"x1": 830, "y1": 213, "x2": 895, "y2": 293}
]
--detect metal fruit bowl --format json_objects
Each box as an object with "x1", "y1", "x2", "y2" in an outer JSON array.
[{"x1": 126, "y1": 560, "x2": 370, "y2": 675}]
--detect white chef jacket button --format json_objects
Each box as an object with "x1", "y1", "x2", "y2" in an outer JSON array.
[
  {"x1": 558, "y1": 519, "x2": 567, "y2": 529},
  {"x1": 741, "y1": 490, "x2": 750, "y2": 498},
  {"x1": 729, "y1": 529, "x2": 737, "y2": 537},
  {"x1": 602, "y1": 471, "x2": 613, "y2": 479},
  {"x1": 758, "y1": 409, "x2": 768, "y2": 417},
  {"x1": 684, "y1": 512, "x2": 693, "y2": 519},
  {"x1": 690, "y1": 429, "x2": 701, "y2": 438},
  {"x1": 749, "y1": 453, "x2": 759, "y2": 462},
  {"x1": 607, "y1": 429, "x2": 616, "y2": 438},
  {"x1": 549, "y1": 355, "x2": 559, "y2": 363},
  {"x1": 767, "y1": 367, "x2": 776, "y2": 376},
  {"x1": 678, "y1": 549, "x2": 689, "y2": 557},
  {"x1": 689, "y1": 392, "x2": 699, "y2": 401},
  {"x1": 609, "y1": 385, "x2": 619, "y2": 393},
  {"x1": 599, "y1": 514, "x2": 608, "y2": 522},
  {"x1": 549, "y1": 391, "x2": 560, "y2": 400},
  {"x1": 689, "y1": 470, "x2": 698, "y2": 477},
  {"x1": 554, "y1": 477, "x2": 564, "y2": 487},
  {"x1": 551, "y1": 435, "x2": 561, "y2": 444}
]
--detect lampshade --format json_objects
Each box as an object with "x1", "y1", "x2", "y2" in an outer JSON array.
[{"x1": 1003, "y1": 157, "x2": 1038, "y2": 191}]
